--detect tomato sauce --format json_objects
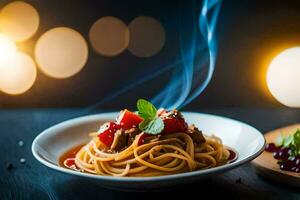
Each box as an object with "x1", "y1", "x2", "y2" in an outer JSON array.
[
  {"x1": 228, "y1": 148, "x2": 238, "y2": 163},
  {"x1": 59, "y1": 144, "x2": 84, "y2": 169}
]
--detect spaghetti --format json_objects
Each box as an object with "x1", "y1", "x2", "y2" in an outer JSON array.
[{"x1": 61, "y1": 99, "x2": 233, "y2": 177}]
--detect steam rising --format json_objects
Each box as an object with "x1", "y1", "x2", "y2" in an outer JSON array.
[
  {"x1": 153, "y1": 0, "x2": 221, "y2": 109},
  {"x1": 89, "y1": 0, "x2": 221, "y2": 110}
]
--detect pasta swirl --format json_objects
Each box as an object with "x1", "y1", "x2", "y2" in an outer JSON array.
[{"x1": 74, "y1": 132, "x2": 230, "y2": 177}]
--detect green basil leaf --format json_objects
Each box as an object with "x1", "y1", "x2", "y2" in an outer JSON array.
[
  {"x1": 138, "y1": 118, "x2": 152, "y2": 130},
  {"x1": 278, "y1": 129, "x2": 300, "y2": 157},
  {"x1": 293, "y1": 129, "x2": 300, "y2": 146},
  {"x1": 142, "y1": 118, "x2": 164, "y2": 135},
  {"x1": 137, "y1": 99, "x2": 157, "y2": 119},
  {"x1": 283, "y1": 135, "x2": 293, "y2": 147}
]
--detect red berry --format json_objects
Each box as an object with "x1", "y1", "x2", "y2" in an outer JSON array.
[
  {"x1": 273, "y1": 148, "x2": 289, "y2": 160},
  {"x1": 291, "y1": 156, "x2": 300, "y2": 166},
  {"x1": 265, "y1": 143, "x2": 280, "y2": 152}
]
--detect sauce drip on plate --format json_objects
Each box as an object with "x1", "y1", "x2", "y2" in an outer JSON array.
[
  {"x1": 59, "y1": 144, "x2": 83, "y2": 170},
  {"x1": 227, "y1": 148, "x2": 238, "y2": 163}
]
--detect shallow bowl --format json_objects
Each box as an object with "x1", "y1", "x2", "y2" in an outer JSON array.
[{"x1": 32, "y1": 112, "x2": 265, "y2": 190}]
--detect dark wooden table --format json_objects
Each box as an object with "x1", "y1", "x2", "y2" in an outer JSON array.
[{"x1": 1, "y1": 108, "x2": 300, "y2": 200}]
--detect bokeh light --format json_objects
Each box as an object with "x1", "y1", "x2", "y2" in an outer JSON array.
[
  {"x1": 35, "y1": 27, "x2": 88, "y2": 79},
  {"x1": 128, "y1": 16, "x2": 165, "y2": 57},
  {"x1": 0, "y1": 34, "x2": 17, "y2": 60},
  {"x1": 0, "y1": 52, "x2": 36, "y2": 95},
  {"x1": 0, "y1": 1, "x2": 39, "y2": 42},
  {"x1": 266, "y1": 47, "x2": 300, "y2": 107},
  {"x1": 89, "y1": 16, "x2": 129, "y2": 56}
]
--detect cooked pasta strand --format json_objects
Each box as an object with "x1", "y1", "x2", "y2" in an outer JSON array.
[{"x1": 73, "y1": 133, "x2": 230, "y2": 176}]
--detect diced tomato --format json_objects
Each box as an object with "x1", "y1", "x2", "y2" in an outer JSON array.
[
  {"x1": 137, "y1": 133, "x2": 151, "y2": 146},
  {"x1": 116, "y1": 109, "x2": 143, "y2": 130},
  {"x1": 98, "y1": 122, "x2": 118, "y2": 147},
  {"x1": 98, "y1": 110, "x2": 143, "y2": 147},
  {"x1": 161, "y1": 118, "x2": 187, "y2": 135}
]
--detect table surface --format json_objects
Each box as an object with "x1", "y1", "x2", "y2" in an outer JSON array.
[{"x1": 1, "y1": 108, "x2": 300, "y2": 200}]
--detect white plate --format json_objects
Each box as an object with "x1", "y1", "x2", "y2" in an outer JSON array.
[{"x1": 32, "y1": 112, "x2": 265, "y2": 190}]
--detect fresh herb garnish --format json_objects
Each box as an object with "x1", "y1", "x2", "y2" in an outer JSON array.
[
  {"x1": 139, "y1": 118, "x2": 164, "y2": 134},
  {"x1": 137, "y1": 99, "x2": 164, "y2": 135},
  {"x1": 275, "y1": 129, "x2": 300, "y2": 157}
]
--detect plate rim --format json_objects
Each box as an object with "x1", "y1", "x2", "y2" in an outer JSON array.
[{"x1": 32, "y1": 111, "x2": 266, "y2": 182}]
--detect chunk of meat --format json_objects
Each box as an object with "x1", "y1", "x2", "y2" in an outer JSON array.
[
  {"x1": 125, "y1": 128, "x2": 141, "y2": 146},
  {"x1": 186, "y1": 125, "x2": 206, "y2": 144},
  {"x1": 110, "y1": 129, "x2": 128, "y2": 151}
]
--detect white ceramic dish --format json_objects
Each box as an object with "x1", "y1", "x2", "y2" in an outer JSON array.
[{"x1": 32, "y1": 112, "x2": 265, "y2": 190}]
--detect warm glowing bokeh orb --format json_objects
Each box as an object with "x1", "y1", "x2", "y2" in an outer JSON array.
[
  {"x1": 0, "y1": 1, "x2": 39, "y2": 42},
  {"x1": 128, "y1": 16, "x2": 165, "y2": 57},
  {"x1": 0, "y1": 52, "x2": 36, "y2": 95},
  {"x1": 266, "y1": 47, "x2": 300, "y2": 107},
  {"x1": 89, "y1": 16, "x2": 129, "y2": 56},
  {"x1": 0, "y1": 34, "x2": 17, "y2": 60},
  {"x1": 35, "y1": 27, "x2": 88, "y2": 79}
]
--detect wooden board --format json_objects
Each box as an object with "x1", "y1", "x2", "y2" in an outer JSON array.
[{"x1": 252, "y1": 124, "x2": 300, "y2": 187}]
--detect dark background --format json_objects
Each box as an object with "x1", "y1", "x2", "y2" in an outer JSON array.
[
  {"x1": 1, "y1": 2, "x2": 300, "y2": 199},
  {"x1": 1, "y1": 0, "x2": 300, "y2": 109}
]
